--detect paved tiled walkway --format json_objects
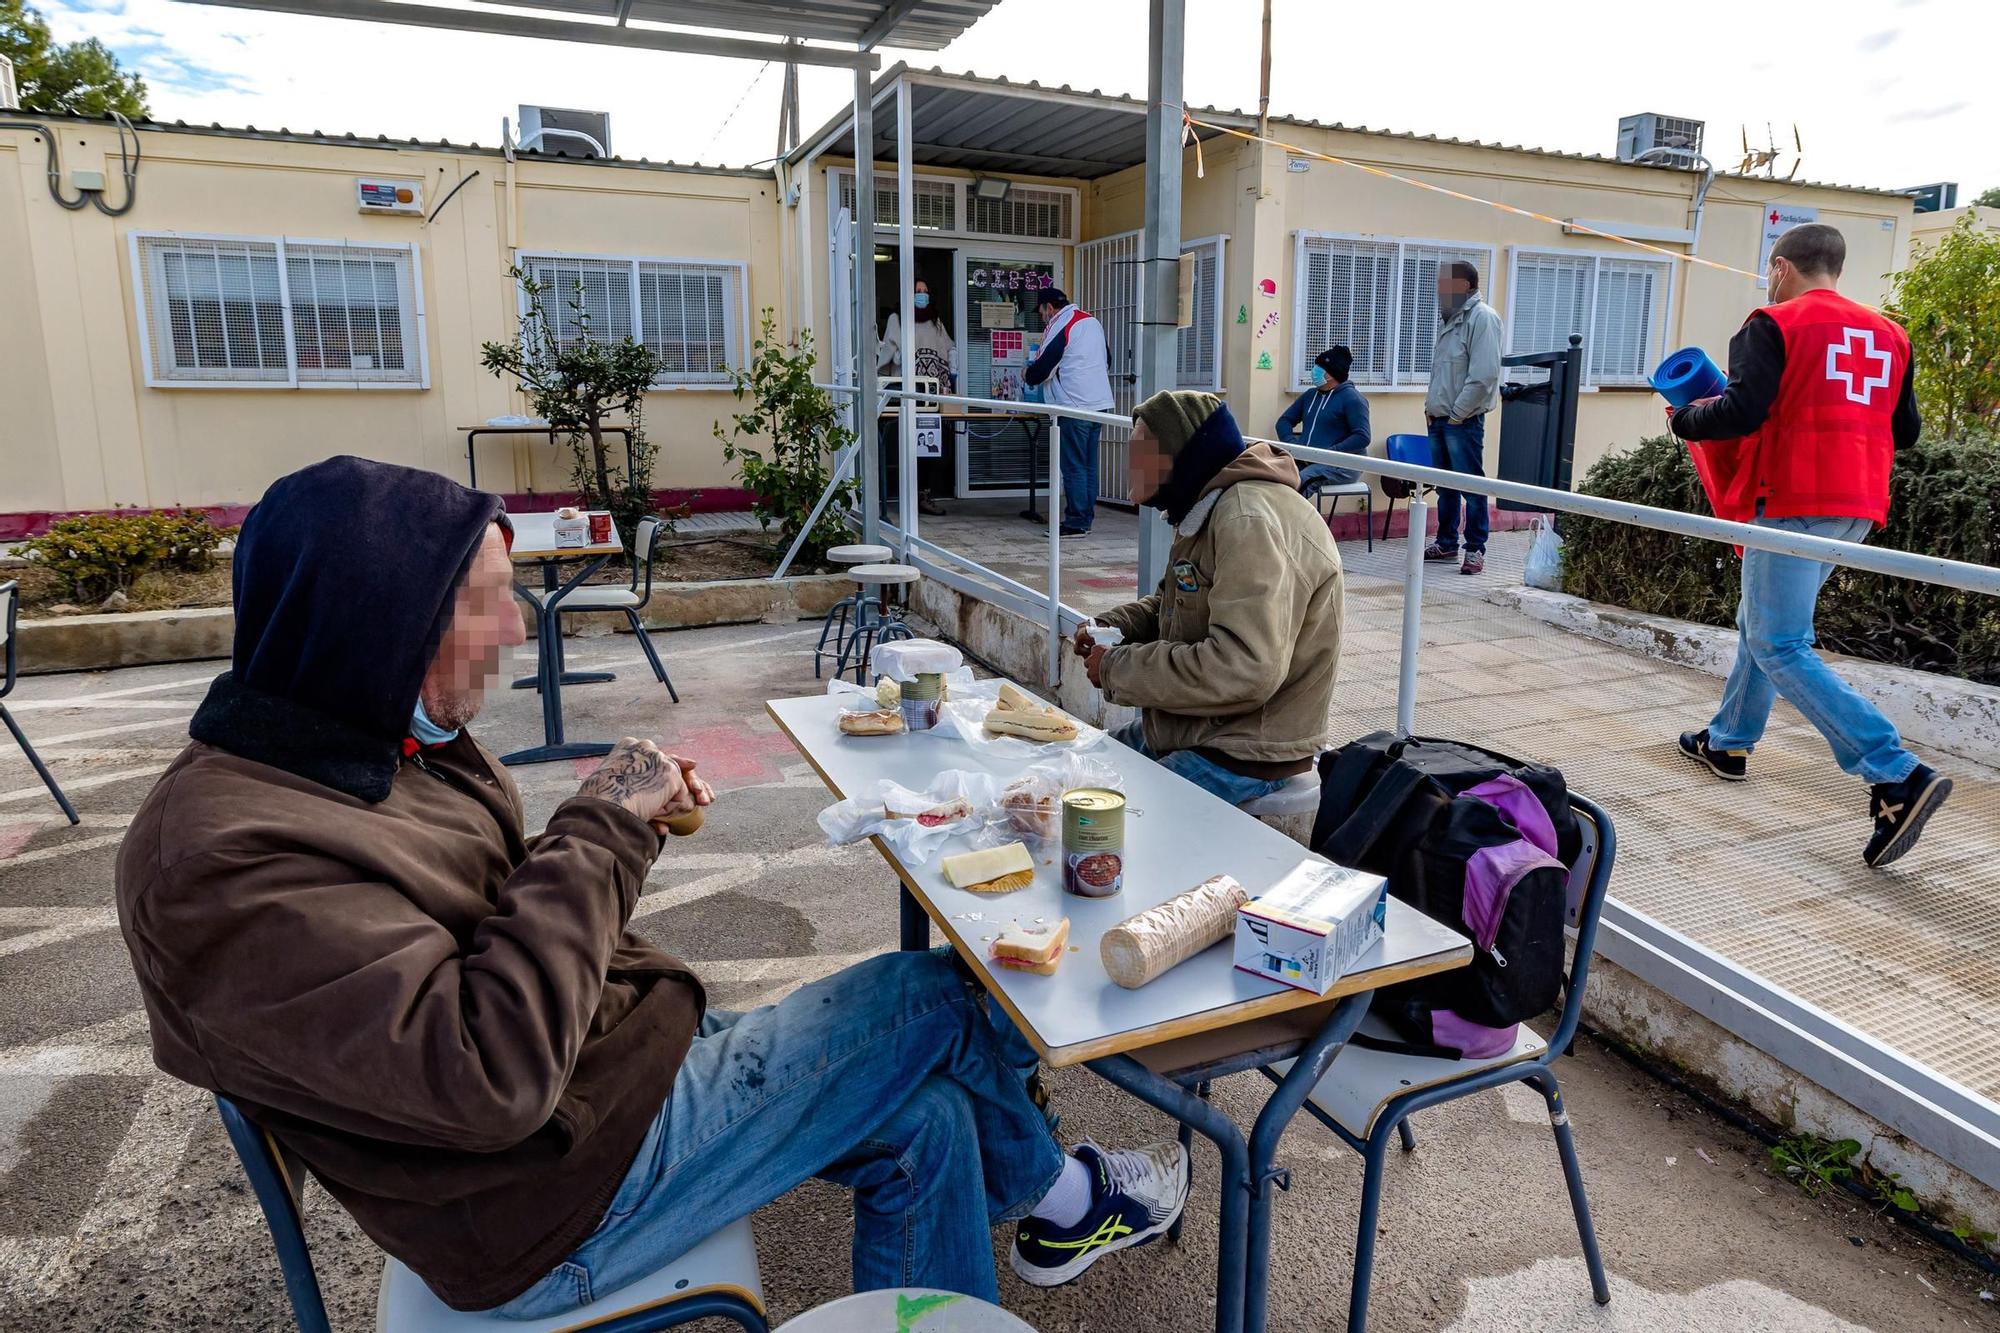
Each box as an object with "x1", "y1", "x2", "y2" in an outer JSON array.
[{"x1": 920, "y1": 501, "x2": 2000, "y2": 1105}]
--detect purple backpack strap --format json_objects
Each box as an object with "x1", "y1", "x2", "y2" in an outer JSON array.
[{"x1": 1463, "y1": 773, "x2": 1559, "y2": 856}]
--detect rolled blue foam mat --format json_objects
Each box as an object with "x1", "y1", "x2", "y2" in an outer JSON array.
[{"x1": 1651, "y1": 346, "x2": 1727, "y2": 408}]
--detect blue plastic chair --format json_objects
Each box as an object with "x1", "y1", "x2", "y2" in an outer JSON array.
[
  {"x1": 214, "y1": 1095, "x2": 768, "y2": 1333},
  {"x1": 1266, "y1": 794, "x2": 1616, "y2": 1333},
  {"x1": 0, "y1": 580, "x2": 79, "y2": 825}
]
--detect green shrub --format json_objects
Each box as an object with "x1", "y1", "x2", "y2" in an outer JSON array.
[
  {"x1": 20, "y1": 509, "x2": 234, "y2": 604},
  {"x1": 1563, "y1": 434, "x2": 2000, "y2": 685},
  {"x1": 713, "y1": 312, "x2": 857, "y2": 567}
]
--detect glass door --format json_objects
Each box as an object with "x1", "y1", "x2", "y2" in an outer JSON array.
[{"x1": 960, "y1": 254, "x2": 1059, "y2": 493}]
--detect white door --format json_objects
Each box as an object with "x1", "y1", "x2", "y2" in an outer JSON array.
[{"x1": 1077, "y1": 231, "x2": 1141, "y2": 502}]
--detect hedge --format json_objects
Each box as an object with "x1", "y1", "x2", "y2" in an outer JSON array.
[{"x1": 1561, "y1": 434, "x2": 2000, "y2": 686}]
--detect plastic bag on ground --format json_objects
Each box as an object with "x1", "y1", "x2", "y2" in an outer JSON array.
[
  {"x1": 817, "y1": 769, "x2": 1002, "y2": 864},
  {"x1": 1524, "y1": 515, "x2": 1564, "y2": 591}
]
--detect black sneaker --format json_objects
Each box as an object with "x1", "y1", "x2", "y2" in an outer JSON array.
[
  {"x1": 1678, "y1": 729, "x2": 1748, "y2": 782},
  {"x1": 1059, "y1": 526, "x2": 1089, "y2": 538},
  {"x1": 1009, "y1": 1141, "x2": 1189, "y2": 1288},
  {"x1": 1423, "y1": 542, "x2": 1459, "y2": 562},
  {"x1": 1864, "y1": 765, "x2": 1953, "y2": 868}
]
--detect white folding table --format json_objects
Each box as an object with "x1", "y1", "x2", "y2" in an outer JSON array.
[{"x1": 766, "y1": 691, "x2": 1470, "y2": 1333}]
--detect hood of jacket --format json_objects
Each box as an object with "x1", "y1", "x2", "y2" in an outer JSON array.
[
  {"x1": 189, "y1": 456, "x2": 506, "y2": 803},
  {"x1": 1178, "y1": 442, "x2": 1305, "y2": 534}
]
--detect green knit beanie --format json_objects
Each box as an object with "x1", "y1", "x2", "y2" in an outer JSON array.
[{"x1": 1132, "y1": 390, "x2": 1223, "y2": 457}]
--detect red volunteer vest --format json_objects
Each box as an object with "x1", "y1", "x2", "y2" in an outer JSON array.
[{"x1": 1695, "y1": 289, "x2": 1909, "y2": 526}]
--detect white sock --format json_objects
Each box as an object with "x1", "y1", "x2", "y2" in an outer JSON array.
[{"x1": 1029, "y1": 1153, "x2": 1094, "y2": 1227}]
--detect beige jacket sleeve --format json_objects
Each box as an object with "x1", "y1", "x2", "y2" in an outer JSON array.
[
  {"x1": 1093, "y1": 591, "x2": 1162, "y2": 645},
  {"x1": 1097, "y1": 512, "x2": 1299, "y2": 718}
]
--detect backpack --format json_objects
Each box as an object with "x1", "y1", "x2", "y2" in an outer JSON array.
[{"x1": 1308, "y1": 732, "x2": 1578, "y2": 1060}]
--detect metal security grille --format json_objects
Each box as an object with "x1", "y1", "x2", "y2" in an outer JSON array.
[
  {"x1": 283, "y1": 244, "x2": 417, "y2": 382},
  {"x1": 1176, "y1": 237, "x2": 1223, "y2": 390},
  {"x1": 968, "y1": 184, "x2": 1073, "y2": 241},
  {"x1": 836, "y1": 172, "x2": 957, "y2": 232},
  {"x1": 136, "y1": 236, "x2": 290, "y2": 383},
  {"x1": 1077, "y1": 231, "x2": 1140, "y2": 503},
  {"x1": 518, "y1": 252, "x2": 742, "y2": 384},
  {"x1": 1397, "y1": 242, "x2": 1492, "y2": 383},
  {"x1": 1509, "y1": 249, "x2": 1671, "y2": 386},
  {"x1": 638, "y1": 262, "x2": 735, "y2": 382},
  {"x1": 1295, "y1": 236, "x2": 1396, "y2": 385},
  {"x1": 134, "y1": 234, "x2": 422, "y2": 387}
]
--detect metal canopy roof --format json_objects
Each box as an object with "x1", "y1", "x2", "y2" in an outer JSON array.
[
  {"x1": 473, "y1": 0, "x2": 996, "y2": 50},
  {"x1": 795, "y1": 66, "x2": 1248, "y2": 180}
]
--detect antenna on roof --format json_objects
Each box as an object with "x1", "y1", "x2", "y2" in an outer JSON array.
[{"x1": 1737, "y1": 122, "x2": 1804, "y2": 180}]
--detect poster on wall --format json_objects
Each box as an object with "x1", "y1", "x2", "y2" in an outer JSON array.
[
  {"x1": 914, "y1": 413, "x2": 943, "y2": 458},
  {"x1": 1758, "y1": 205, "x2": 1819, "y2": 287}
]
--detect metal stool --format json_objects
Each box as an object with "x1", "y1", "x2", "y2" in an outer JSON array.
[
  {"x1": 813, "y1": 544, "x2": 893, "y2": 679},
  {"x1": 834, "y1": 563, "x2": 919, "y2": 683}
]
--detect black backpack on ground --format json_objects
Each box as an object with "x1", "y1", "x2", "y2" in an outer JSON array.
[{"x1": 1308, "y1": 732, "x2": 1579, "y2": 1058}]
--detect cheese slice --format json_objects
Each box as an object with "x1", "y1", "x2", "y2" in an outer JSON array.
[{"x1": 941, "y1": 842, "x2": 1034, "y2": 890}]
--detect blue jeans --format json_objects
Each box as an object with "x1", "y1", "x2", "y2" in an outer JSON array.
[
  {"x1": 1059, "y1": 419, "x2": 1102, "y2": 531},
  {"x1": 492, "y1": 950, "x2": 1063, "y2": 1319},
  {"x1": 1428, "y1": 415, "x2": 1488, "y2": 554},
  {"x1": 1707, "y1": 514, "x2": 1919, "y2": 786},
  {"x1": 1299, "y1": 460, "x2": 1361, "y2": 490},
  {"x1": 1112, "y1": 719, "x2": 1289, "y2": 806}
]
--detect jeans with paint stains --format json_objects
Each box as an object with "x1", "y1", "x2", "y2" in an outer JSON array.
[{"x1": 490, "y1": 949, "x2": 1064, "y2": 1318}]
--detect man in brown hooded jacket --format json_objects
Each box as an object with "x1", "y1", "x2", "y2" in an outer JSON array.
[
  {"x1": 1078, "y1": 391, "x2": 1344, "y2": 805},
  {"x1": 116, "y1": 457, "x2": 1185, "y2": 1319}
]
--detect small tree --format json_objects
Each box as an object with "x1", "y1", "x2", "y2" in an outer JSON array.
[
  {"x1": 713, "y1": 313, "x2": 856, "y2": 566},
  {"x1": 480, "y1": 267, "x2": 665, "y2": 542},
  {"x1": 1972, "y1": 187, "x2": 2000, "y2": 210},
  {"x1": 1, "y1": 1, "x2": 149, "y2": 117},
  {"x1": 1888, "y1": 214, "x2": 2000, "y2": 439}
]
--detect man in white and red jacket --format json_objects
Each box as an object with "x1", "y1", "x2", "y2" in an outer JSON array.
[{"x1": 1670, "y1": 223, "x2": 1949, "y2": 868}]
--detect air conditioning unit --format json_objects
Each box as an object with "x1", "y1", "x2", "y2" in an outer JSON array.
[
  {"x1": 516, "y1": 105, "x2": 610, "y2": 158},
  {"x1": 1, "y1": 55, "x2": 20, "y2": 111},
  {"x1": 1617, "y1": 112, "x2": 1705, "y2": 163},
  {"x1": 1904, "y1": 182, "x2": 1957, "y2": 214}
]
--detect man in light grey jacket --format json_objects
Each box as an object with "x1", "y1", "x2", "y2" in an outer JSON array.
[{"x1": 1422, "y1": 260, "x2": 1503, "y2": 575}]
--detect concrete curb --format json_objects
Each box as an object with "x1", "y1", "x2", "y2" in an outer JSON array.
[
  {"x1": 1491, "y1": 584, "x2": 2000, "y2": 771},
  {"x1": 16, "y1": 574, "x2": 854, "y2": 674}
]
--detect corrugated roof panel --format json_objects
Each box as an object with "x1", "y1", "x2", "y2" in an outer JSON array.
[{"x1": 468, "y1": 0, "x2": 996, "y2": 49}]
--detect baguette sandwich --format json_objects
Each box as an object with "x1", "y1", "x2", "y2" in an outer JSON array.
[
  {"x1": 885, "y1": 796, "x2": 974, "y2": 827},
  {"x1": 838, "y1": 709, "x2": 904, "y2": 736},
  {"x1": 990, "y1": 917, "x2": 1071, "y2": 975},
  {"x1": 982, "y1": 682, "x2": 1080, "y2": 743}
]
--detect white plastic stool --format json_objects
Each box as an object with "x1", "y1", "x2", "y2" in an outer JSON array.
[
  {"x1": 778, "y1": 1289, "x2": 1033, "y2": 1331},
  {"x1": 814, "y1": 545, "x2": 896, "y2": 679},
  {"x1": 834, "y1": 563, "x2": 920, "y2": 684},
  {"x1": 1240, "y1": 768, "x2": 1322, "y2": 845}
]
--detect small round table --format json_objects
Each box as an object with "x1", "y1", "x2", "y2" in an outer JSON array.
[{"x1": 777, "y1": 1288, "x2": 1037, "y2": 1331}]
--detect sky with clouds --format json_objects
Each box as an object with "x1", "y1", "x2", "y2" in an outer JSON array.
[{"x1": 32, "y1": 0, "x2": 1998, "y2": 196}]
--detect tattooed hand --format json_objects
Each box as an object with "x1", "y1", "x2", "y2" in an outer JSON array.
[{"x1": 578, "y1": 737, "x2": 689, "y2": 824}]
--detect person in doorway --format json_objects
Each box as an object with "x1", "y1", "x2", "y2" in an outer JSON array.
[
  {"x1": 878, "y1": 278, "x2": 958, "y2": 516},
  {"x1": 115, "y1": 457, "x2": 1192, "y2": 1319},
  {"x1": 1668, "y1": 223, "x2": 1949, "y2": 868},
  {"x1": 1278, "y1": 344, "x2": 1372, "y2": 496},
  {"x1": 1076, "y1": 391, "x2": 1343, "y2": 805},
  {"x1": 1023, "y1": 287, "x2": 1116, "y2": 537},
  {"x1": 1423, "y1": 260, "x2": 1503, "y2": 575}
]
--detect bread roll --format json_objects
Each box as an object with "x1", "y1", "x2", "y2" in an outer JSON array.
[
  {"x1": 983, "y1": 710, "x2": 1079, "y2": 742},
  {"x1": 1100, "y1": 875, "x2": 1249, "y2": 989},
  {"x1": 839, "y1": 709, "x2": 904, "y2": 736}
]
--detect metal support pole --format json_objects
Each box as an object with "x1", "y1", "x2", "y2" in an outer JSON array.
[
  {"x1": 1396, "y1": 490, "x2": 1426, "y2": 737},
  {"x1": 853, "y1": 69, "x2": 881, "y2": 547},
  {"x1": 1137, "y1": 0, "x2": 1186, "y2": 595},
  {"x1": 896, "y1": 79, "x2": 917, "y2": 555},
  {"x1": 1047, "y1": 417, "x2": 1064, "y2": 687}
]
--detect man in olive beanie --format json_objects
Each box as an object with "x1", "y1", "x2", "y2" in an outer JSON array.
[{"x1": 1076, "y1": 391, "x2": 1344, "y2": 803}]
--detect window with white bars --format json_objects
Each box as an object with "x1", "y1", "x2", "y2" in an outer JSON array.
[
  {"x1": 517, "y1": 252, "x2": 744, "y2": 386},
  {"x1": 1295, "y1": 234, "x2": 1498, "y2": 388},
  {"x1": 1177, "y1": 236, "x2": 1223, "y2": 390},
  {"x1": 830, "y1": 169, "x2": 1078, "y2": 244},
  {"x1": 133, "y1": 234, "x2": 423, "y2": 388},
  {"x1": 1508, "y1": 249, "x2": 1673, "y2": 386}
]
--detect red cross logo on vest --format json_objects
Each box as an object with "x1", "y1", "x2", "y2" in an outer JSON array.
[{"x1": 1825, "y1": 327, "x2": 1893, "y2": 405}]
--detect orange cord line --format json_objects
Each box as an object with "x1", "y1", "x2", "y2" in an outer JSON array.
[{"x1": 1180, "y1": 112, "x2": 1766, "y2": 283}]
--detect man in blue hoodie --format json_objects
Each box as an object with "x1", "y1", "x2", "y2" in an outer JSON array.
[{"x1": 1278, "y1": 345, "x2": 1372, "y2": 495}]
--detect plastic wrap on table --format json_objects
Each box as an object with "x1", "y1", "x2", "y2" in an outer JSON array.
[
  {"x1": 817, "y1": 769, "x2": 1003, "y2": 864},
  {"x1": 994, "y1": 752, "x2": 1125, "y2": 845},
  {"x1": 1099, "y1": 874, "x2": 1251, "y2": 989},
  {"x1": 943, "y1": 692, "x2": 1105, "y2": 758},
  {"x1": 870, "y1": 638, "x2": 965, "y2": 682}
]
